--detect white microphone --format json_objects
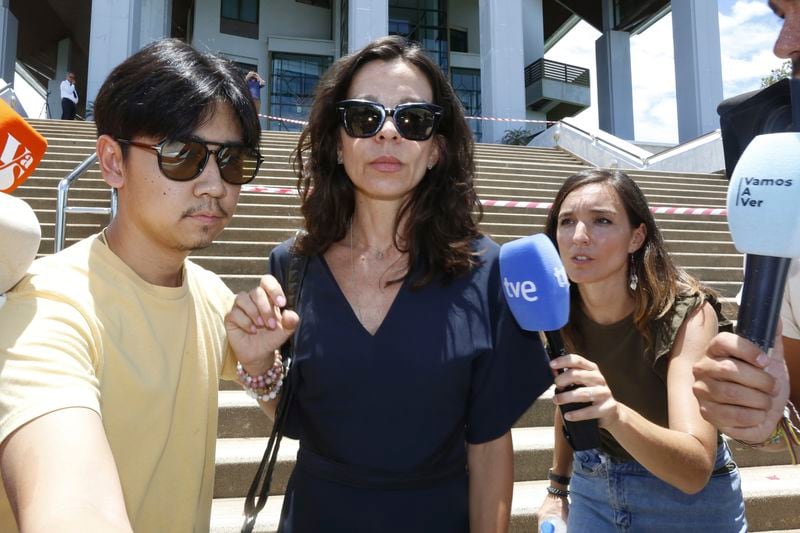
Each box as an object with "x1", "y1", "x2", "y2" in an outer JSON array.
[
  {"x1": 726, "y1": 132, "x2": 800, "y2": 351},
  {"x1": 0, "y1": 193, "x2": 40, "y2": 307}
]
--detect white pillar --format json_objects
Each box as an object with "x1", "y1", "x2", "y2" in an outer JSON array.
[
  {"x1": 522, "y1": 0, "x2": 546, "y2": 131},
  {"x1": 522, "y1": 0, "x2": 544, "y2": 70},
  {"x1": 87, "y1": 0, "x2": 141, "y2": 108},
  {"x1": 47, "y1": 39, "x2": 71, "y2": 119},
  {"x1": 596, "y1": 30, "x2": 634, "y2": 140},
  {"x1": 0, "y1": 0, "x2": 18, "y2": 86},
  {"x1": 479, "y1": 0, "x2": 527, "y2": 143},
  {"x1": 348, "y1": 0, "x2": 388, "y2": 54},
  {"x1": 672, "y1": 0, "x2": 723, "y2": 142},
  {"x1": 139, "y1": 0, "x2": 171, "y2": 47}
]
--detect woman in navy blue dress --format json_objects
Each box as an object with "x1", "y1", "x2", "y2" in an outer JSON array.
[{"x1": 231, "y1": 35, "x2": 553, "y2": 532}]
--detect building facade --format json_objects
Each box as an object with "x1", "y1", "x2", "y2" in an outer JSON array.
[{"x1": 3, "y1": 0, "x2": 723, "y2": 144}]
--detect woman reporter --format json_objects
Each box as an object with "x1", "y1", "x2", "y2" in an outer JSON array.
[{"x1": 534, "y1": 169, "x2": 747, "y2": 532}]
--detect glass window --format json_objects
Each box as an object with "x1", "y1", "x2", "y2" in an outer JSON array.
[
  {"x1": 220, "y1": 0, "x2": 259, "y2": 38},
  {"x1": 296, "y1": 0, "x2": 332, "y2": 6},
  {"x1": 388, "y1": 0, "x2": 449, "y2": 73},
  {"x1": 269, "y1": 53, "x2": 333, "y2": 132},
  {"x1": 221, "y1": 0, "x2": 238, "y2": 19},
  {"x1": 340, "y1": 0, "x2": 349, "y2": 56},
  {"x1": 240, "y1": 0, "x2": 258, "y2": 23},
  {"x1": 450, "y1": 28, "x2": 467, "y2": 53},
  {"x1": 451, "y1": 68, "x2": 482, "y2": 142}
]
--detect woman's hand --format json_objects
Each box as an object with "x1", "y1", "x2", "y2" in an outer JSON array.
[
  {"x1": 534, "y1": 493, "x2": 569, "y2": 530},
  {"x1": 224, "y1": 274, "x2": 300, "y2": 376},
  {"x1": 550, "y1": 353, "x2": 621, "y2": 429}
]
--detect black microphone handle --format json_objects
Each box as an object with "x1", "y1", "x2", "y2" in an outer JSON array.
[
  {"x1": 736, "y1": 254, "x2": 791, "y2": 352},
  {"x1": 790, "y1": 77, "x2": 800, "y2": 133},
  {"x1": 543, "y1": 330, "x2": 601, "y2": 451}
]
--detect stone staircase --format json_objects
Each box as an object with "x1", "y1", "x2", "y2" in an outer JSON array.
[{"x1": 13, "y1": 118, "x2": 799, "y2": 532}]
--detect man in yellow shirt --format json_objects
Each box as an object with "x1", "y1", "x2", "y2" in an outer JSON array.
[{"x1": 0, "y1": 39, "x2": 297, "y2": 532}]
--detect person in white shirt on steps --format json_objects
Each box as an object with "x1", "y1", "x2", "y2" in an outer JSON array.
[{"x1": 59, "y1": 71, "x2": 79, "y2": 120}]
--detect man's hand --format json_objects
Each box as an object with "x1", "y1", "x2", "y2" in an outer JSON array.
[
  {"x1": 225, "y1": 274, "x2": 300, "y2": 376},
  {"x1": 693, "y1": 331, "x2": 790, "y2": 443}
]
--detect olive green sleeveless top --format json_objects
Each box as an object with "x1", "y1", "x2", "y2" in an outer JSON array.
[{"x1": 572, "y1": 293, "x2": 729, "y2": 461}]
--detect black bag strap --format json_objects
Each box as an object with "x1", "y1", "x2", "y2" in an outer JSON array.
[{"x1": 242, "y1": 233, "x2": 308, "y2": 533}]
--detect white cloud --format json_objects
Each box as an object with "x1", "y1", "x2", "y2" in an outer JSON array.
[{"x1": 545, "y1": 1, "x2": 785, "y2": 144}]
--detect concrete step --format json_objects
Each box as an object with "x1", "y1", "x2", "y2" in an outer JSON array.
[
  {"x1": 217, "y1": 388, "x2": 556, "y2": 440},
  {"x1": 213, "y1": 274, "x2": 745, "y2": 299},
  {"x1": 208, "y1": 464, "x2": 800, "y2": 532},
  {"x1": 181, "y1": 239, "x2": 741, "y2": 268},
  {"x1": 212, "y1": 421, "x2": 795, "y2": 500},
  {"x1": 39, "y1": 221, "x2": 735, "y2": 249}
]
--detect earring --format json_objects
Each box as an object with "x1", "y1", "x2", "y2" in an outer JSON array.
[
  {"x1": 337, "y1": 153, "x2": 343, "y2": 165},
  {"x1": 427, "y1": 162, "x2": 434, "y2": 170},
  {"x1": 628, "y1": 254, "x2": 638, "y2": 291}
]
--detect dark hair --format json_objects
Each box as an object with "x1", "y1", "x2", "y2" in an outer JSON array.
[
  {"x1": 293, "y1": 35, "x2": 482, "y2": 288},
  {"x1": 544, "y1": 169, "x2": 706, "y2": 350},
  {"x1": 94, "y1": 39, "x2": 260, "y2": 152}
]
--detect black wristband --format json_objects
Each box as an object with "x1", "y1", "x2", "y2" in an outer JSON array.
[
  {"x1": 546, "y1": 486, "x2": 570, "y2": 498},
  {"x1": 548, "y1": 468, "x2": 571, "y2": 486}
]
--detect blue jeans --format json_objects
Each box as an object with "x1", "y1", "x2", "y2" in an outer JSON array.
[{"x1": 568, "y1": 442, "x2": 747, "y2": 532}]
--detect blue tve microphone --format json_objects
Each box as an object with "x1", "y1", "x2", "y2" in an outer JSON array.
[
  {"x1": 500, "y1": 233, "x2": 601, "y2": 451},
  {"x1": 726, "y1": 132, "x2": 800, "y2": 352}
]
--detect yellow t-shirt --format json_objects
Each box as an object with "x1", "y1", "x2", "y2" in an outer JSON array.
[{"x1": 0, "y1": 234, "x2": 237, "y2": 532}]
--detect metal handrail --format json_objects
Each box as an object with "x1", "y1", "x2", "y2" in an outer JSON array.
[
  {"x1": 55, "y1": 152, "x2": 117, "y2": 252},
  {"x1": 555, "y1": 119, "x2": 723, "y2": 166},
  {"x1": 553, "y1": 120, "x2": 650, "y2": 161}
]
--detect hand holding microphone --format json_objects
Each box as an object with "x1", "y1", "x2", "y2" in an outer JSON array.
[
  {"x1": 726, "y1": 132, "x2": 800, "y2": 352},
  {"x1": 500, "y1": 233, "x2": 601, "y2": 450},
  {"x1": 693, "y1": 132, "x2": 800, "y2": 443}
]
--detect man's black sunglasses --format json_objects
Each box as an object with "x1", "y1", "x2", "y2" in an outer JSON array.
[
  {"x1": 336, "y1": 99, "x2": 443, "y2": 141},
  {"x1": 116, "y1": 138, "x2": 263, "y2": 185}
]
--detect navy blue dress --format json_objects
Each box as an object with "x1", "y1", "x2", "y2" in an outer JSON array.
[{"x1": 269, "y1": 235, "x2": 553, "y2": 532}]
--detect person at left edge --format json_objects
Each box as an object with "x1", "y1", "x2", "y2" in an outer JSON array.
[
  {"x1": 225, "y1": 35, "x2": 553, "y2": 533},
  {"x1": 0, "y1": 39, "x2": 283, "y2": 532}
]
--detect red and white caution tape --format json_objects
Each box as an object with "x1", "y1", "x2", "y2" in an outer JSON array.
[
  {"x1": 258, "y1": 113, "x2": 557, "y2": 126},
  {"x1": 241, "y1": 185, "x2": 727, "y2": 217},
  {"x1": 649, "y1": 206, "x2": 727, "y2": 216},
  {"x1": 259, "y1": 114, "x2": 309, "y2": 126},
  {"x1": 242, "y1": 185, "x2": 298, "y2": 195},
  {"x1": 464, "y1": 116, "x2": 555, "y2": 125},
  {"x1": 480, "y1": 199, "x2": 553, "y2": 209}
]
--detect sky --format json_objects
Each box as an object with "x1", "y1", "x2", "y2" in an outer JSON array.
[{"x1": 545, "y1": 0, "x2": 786, "y2": 144}]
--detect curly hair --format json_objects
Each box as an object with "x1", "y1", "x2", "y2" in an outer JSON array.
[
  {"x1": 544, "y1": 169, "x2": 708, "y2": 351},
  {"x1": 292, "y1": 35, "x2": 482, "y2": 288}
]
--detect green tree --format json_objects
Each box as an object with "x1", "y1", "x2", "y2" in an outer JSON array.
[
  {"x1": 500, "y1": 128, "x2": 535, "y2": 145},
  {"x1": 761, "y1": 60, "x2": 793, "y2": 88}
]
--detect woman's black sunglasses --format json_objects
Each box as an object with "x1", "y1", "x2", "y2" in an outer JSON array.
[
  {"x1": 116, "y1": 138, "x2": 264, "y2": 185},
  {"x1": 336, "y1": 99, "x2": 443, "y2": 141}
]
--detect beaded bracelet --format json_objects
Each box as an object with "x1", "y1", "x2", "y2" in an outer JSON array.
[
  {"x1": 733, "y1": 402, "x2": 800, "y2": 457},
  {"x1": 782, "y1": 402, "x2": 800, "y2": 465},
  {"x1": 236, "y1": 350, "x2": 285, "y2": 402},
  {"x1": 546, "y1": 486, "x2": 569, "y2": 498}
]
